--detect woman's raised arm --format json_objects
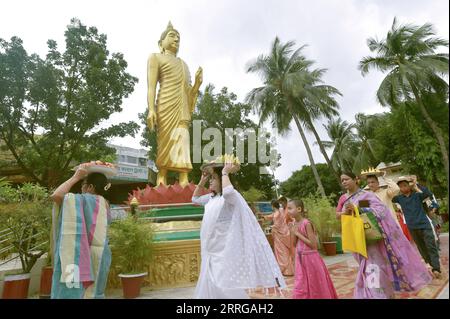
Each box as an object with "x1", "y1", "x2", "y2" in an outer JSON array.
[{"x1": 50, "y1": 166, "x2": 88, "y2": 205}]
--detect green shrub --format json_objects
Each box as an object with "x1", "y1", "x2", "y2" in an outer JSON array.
[
  {"x1": 241, "y1": 187, "x2": 265, "y2": 203},
  {"x1": 19, "y1": 183, "x2": 48, "y2": 202},
  {"x1": 0, "y1": 180, "x2": 52, "y2": 272},
  {"x1": 303, "y1": 194, "x2": 340, "y2": 243},
  {"x1": 0, "y1": 202, "x2": 52, "y2": 273},
  {"x1": 441, "y1": 222, "x2": 449, "y2": 233},
  {"x1": 0, "y1": 179, "x2": 49, "y2": 204},
  {"x1": 109, "y1": 217, "x2": 154, "y2": 275},
  {"x1": 0, "y1": 178, "x2": 19, "y2": 204},
  {"x1": 438, "y1": 198, "x2": 447, "y2": 214}
]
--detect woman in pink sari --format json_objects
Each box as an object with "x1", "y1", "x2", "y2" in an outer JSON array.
[
  {"x1": 287, "y1": 199, "x2": 338, "y2": 299},
  {"x1": 264, "y1": 200, "x2": 295, "y2": 276},
  {"x1": 336, "y1": 172, "x2": 432, "y2": 299}
]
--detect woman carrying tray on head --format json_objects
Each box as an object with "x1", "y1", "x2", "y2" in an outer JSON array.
[
  {"x1": 192, "y1": 154, "x2": 285, "y2": 299},
  {"x1": 50, "y1": 162, "x2": 114, "y2": 299},
  {"x1": 336, "y1": 171, "x2": 431, "y2": 299}
]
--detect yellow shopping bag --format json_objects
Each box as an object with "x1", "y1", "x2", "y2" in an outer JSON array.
[{"x1": 341, "y1": 205, "x2": 367, "y2": 258}]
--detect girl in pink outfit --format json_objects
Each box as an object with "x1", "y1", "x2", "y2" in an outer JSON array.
[
  {"x1": 263, "y1": 200, "x2": 295, "y2": 276},
  {"x1": 287, "y1": 199, "x2": 338, "y2": 299}
]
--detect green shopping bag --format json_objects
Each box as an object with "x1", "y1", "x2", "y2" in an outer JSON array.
[{"x1": 359, "y1": 207, "x2": 383, "y2": 245}]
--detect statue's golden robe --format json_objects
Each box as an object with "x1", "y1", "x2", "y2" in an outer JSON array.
[{"x1": 154, "y1": 53, "x2": 194, "y2": 173}]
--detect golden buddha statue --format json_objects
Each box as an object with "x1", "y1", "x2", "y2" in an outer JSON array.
[{"x1": 147, "y1": 22, "x2": 203, "y2": 187}]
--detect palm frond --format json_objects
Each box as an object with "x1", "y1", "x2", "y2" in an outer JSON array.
[{"x1": 359, "y1": 56, "x2": 394, "y2": 76}]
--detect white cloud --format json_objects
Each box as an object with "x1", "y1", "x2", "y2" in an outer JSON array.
[{"x1": 1, "y1": 0, "x2": 448, "y2": 182}]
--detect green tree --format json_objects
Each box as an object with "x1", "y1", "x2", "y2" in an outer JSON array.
[
  {"x1": 241, "y1": 187, "x2": 265, "y2": 203},
  {"x1": 280, "y1": 163, "x2": 341, "y2": 201},
  {"x1": 352, "y1": 113, "x2": 382, "y2": 173},
  {"x1": 359, "y1": 18, "x2": 449, "y2": 184},
  {"x1": 373, "y1": 100, "x2": 447, "y2": 197},
  {"x1": 246, "y1": 37, "x2": 342, "y2": 197},
  {"x1": 0, "y1": 19, "x2": 139, "y2": 187},
  {"x1": 139, "y1": 85, "x2": 278, "y2": 199},
  {"x1": 320, "y1": 117, "x2": 357, "y2": 173}
]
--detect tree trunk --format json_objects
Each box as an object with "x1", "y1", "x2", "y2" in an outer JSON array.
[
  {"x1": 0, "y1": 132, "x2": 43, "y2": 185},
  {"x1": 407, "y1": 78, "x2": 449, "y2": 189},
  {"x1": 306, "y1": 118, "x2": 343, "y2": 186},
  {"x1": 291, "y1": 114, "x2": 327, "y2": 197}
]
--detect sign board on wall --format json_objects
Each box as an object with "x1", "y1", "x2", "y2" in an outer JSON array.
[{"x1": 112, "y1": 164, "x2": 149, "y2": 182}]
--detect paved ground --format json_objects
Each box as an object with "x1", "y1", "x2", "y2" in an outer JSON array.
[
  {"x1": 107, "y1": 233, "x2": 449, "y2": 299},
  {"x1": 18, "y1": 234, "x2": 447, "y2": 299},
  {"x1": 438, "y1": 285, "x2": 448, "y2": 299}
]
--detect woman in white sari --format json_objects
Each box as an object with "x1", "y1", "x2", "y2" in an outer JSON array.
[{"x1": 192, "y1": 158, "x2": 285, "y2": 299}]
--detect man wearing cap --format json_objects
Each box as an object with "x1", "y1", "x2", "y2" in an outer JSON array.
[
  {"x1": 411, "y1": 175, "x2": 442, "y2": 250},
  {"x1": 361, "y1": 169, "x2": 401, "y2": 227},
  {"x1": 392, "y1": 176, "x2": 441, "y2": 278}
]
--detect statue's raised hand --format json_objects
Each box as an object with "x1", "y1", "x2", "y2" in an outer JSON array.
[
  {"x1": 147, "y1": 110, "x2": 157, "y2": 132},
  {"x1": 195, "y1": 67, "x2": 203, "y2": 86}
]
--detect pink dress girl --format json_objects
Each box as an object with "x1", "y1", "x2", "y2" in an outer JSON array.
[{"x1": 292, "y1": 219, "x2": 338, "y2": 299}]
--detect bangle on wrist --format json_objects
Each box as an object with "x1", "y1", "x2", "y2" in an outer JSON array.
[{"x1": 222, "y1": 172, "x2": 228, "y2": 176}]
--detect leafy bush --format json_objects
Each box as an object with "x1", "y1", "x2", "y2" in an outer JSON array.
[
  {"x1": 0, "y1": 178, "x2": 19, "y2": 204},
  {"x1": 0, "y1": 181, "x2": 52, "y2": 273},
  {"x1": 438, "y1": 198, "x2": 447, "y2": 214},
  {"x1": 303, "y1": 194, "x2": 340, "y2": 243},
  {"x1": 0, "y1": 179, "x2": 49, "y2": 204},
  {"x1": 19, "y1": 183, "x2": 49, "y2": 202},
  {"x1": 441, "y1": 222, "x2": 449, "y2": 233},
  {"x1": 0, "y1": 202, "x2": 52, "y2": 273},
  {"x1": 241, "y1": 187, "x2": 265, "y2": 203},
  {"x1": 109, "y1": 217, "x2": 154, "y2": 275}
]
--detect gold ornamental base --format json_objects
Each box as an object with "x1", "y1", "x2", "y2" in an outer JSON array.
[
  {"x1": 107, "y1": 239, "x2": 201, "y2": 290},
  {"x1": 147, "y1": 239, "x2": 201, "y2": 289}
]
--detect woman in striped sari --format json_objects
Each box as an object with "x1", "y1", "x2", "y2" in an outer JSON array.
[{"x1": 50, "y1": 165, "x2": 112, "y2": 299}]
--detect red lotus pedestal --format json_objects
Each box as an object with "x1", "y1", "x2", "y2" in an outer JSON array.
[{"x1": 128, "y1": 182, "x2": 210, "y2": 205}]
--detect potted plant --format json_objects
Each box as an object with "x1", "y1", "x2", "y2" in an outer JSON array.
[
  {"x1": 331, "y1": 234, "x2": 343, "y2": 254},
  {"x1": 38, "y1": 252, "x2": 53, "y2": 299},
  {"x1": 304, "y1": 194, "x2": 340, "y2": 256},
  {"x1": 109, "y1": 216, "x2": 154, "y2": 298},
  {"x1": 19, "y1": 182, "x2": 54, "y2": 299},
  {"x1": 0, "y1": 182, "x2": 51, "y2": 299},
  {"x1": 0, "y1": 202, "x2": 51, "y2": 298}
]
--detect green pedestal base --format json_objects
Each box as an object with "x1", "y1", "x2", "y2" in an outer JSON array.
[{"x1": 332, "y1": 236, "x2": 343, "y2": 254}]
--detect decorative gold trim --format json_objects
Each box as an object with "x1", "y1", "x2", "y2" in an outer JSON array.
[
  {"x1": 146, "y1": 240, "x2": 201, "y2": 289},
  {"x1": 108, "y1": 239, "x2": 201, "y2": 290}
]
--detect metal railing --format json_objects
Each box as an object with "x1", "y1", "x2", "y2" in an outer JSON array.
[
  {"x1": 0, "y1": 222, "x2": 50, "y2": 268},
  {"x1": 0, "y1": 237, "x2": 49, "y2": 267},
  {"x1": 0, "y1": 203, "x2": 203, "y2": 268}
]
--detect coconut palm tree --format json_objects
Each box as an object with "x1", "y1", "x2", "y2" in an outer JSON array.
[
  {"x1": 246, "y1": 37, "x2": 342, "y2": 196},
  {"x1": 359, "y1": 17, "x2": 449, "y2": 183},
  {"x1": 352, "y1": 113, "x2": 381, "y2": 174},
  {"x1": 300, "y1": 82, "x2": 343, "y2": 185},
  {"x1": 320, "y1": 118, "x2": 357, "y2": 173}
]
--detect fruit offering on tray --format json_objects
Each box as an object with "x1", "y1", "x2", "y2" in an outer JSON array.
[
  {"x1": 73, "y1": 161, "x2": 118, "y2": 177},
  {"x1": 83, "y1": 160, "x2": 117, "y2": 168},
  {"x1": 200, "y1": 154, "x2": 241, "y2": 174}
]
